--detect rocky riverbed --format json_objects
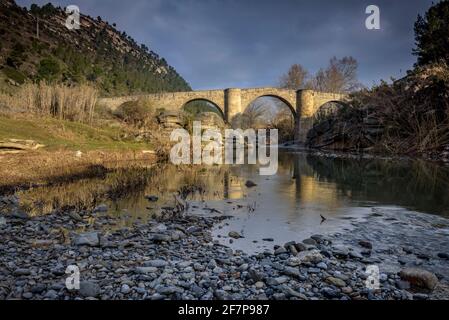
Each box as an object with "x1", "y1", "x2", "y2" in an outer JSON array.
[{"x1": 1, "y1": 194, "x2": 449, "y2": 300}]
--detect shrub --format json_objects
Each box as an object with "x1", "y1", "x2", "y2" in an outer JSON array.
[
  {"x1": 38, "y1": 58, "x2": 61, "y2": 82},
  {"x1": 114, "y1": 99, "x2": 155, "y2": 128}
]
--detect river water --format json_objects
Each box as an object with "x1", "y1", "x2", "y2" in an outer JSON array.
[{"x1": 17, "y1": 151, "x2": 449, "y2": 255}]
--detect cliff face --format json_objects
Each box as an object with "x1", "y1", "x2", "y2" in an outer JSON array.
[{"x1": 0, "y1": 0, "x2": 191, "y2": 95}]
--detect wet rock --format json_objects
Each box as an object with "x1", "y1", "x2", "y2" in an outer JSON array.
[
  {"x1": 359, "y1": 240, "x2": 373, "y2": 249},
  {"x1": 399, "y1": 268, "x2": 439, "y2": 291},
  {"x1": 437, "y1": 253, "x2": 449, "y2": 260},
  {"x1": 73, "y1": 232, "x2": 100, "y2": 247},
  {"x1": 79, "y1": 281, "x2": 100, "y2": 298},
  {"x1": 303, "y1": 238, "x2": 317, "y2": 246},
  {"x1": 274, "y1": 247, "x2": 288, "y2": 255},
  {"x1": 245, "y1": 180, "x2": 257, "y2": 188},
  {"x1": 228, "y1": 231, "x2": 243, "y2": 239}
]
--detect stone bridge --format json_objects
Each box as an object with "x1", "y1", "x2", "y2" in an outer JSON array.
[{"x1": 98, "y1": 88, "x2": 347, "y2": 142}]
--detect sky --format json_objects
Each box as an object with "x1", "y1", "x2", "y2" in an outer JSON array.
[{"x1": 17, "y1": 0, "x2": 436, "y2": 90}]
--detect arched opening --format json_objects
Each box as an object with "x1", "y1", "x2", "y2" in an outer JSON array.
[
  {"x1": 233, "y1": 96, "x2": 296, "y2": 143},
  {"x1": 182, "y1": 99, "x2": 225, "y2": 131},
  {"x1": 313, "y1": 100, "x2": 348, "y2": 122}
]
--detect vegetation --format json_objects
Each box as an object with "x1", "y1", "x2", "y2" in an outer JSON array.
[
  {"x1": 414, "y1": 0, "x2": 449, "y2": 66},
  {"x1": 307, "y1": 1, "x2": 449, "y2": 157},
  {"x1": 279, "y1": 56, "x2": 361, "y2": 93},
  {"x1": 0, "y1": 83, "x2": 97, "y2": 123},
  {"x1": 0, "y1": 1, "x2": 190, "y2": 95}
]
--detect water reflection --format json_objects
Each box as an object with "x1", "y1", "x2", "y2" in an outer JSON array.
[{"x1": 14, "y1": 152, "x2": 449, "y2": 249}]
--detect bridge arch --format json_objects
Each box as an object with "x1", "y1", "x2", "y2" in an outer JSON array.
[
  {"x1": 244, "y1": 94, "x2": 297, "y2": 118},
  {"x1": 181, "y1": 98, "x2": 226, "y2": 119}
]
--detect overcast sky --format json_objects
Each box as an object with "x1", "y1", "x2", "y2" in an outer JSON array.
[{"x1": 18, "y1": 0, "x2": 435, "y2": 90}]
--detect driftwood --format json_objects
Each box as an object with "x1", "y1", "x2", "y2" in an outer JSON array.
[{"x1": 0, "y1": 139, "x2": 45, "y2": 151}]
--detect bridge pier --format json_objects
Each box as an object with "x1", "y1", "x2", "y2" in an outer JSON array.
[{"x1": 224, "y1": 88, "x2": 242, "y2": 122}]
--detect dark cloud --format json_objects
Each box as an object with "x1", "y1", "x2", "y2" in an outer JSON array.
[{"x1": 17, "y1": 0, "x2": 435, "y2": 89}]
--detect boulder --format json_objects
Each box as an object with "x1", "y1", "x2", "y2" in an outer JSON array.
[{"x1": 399, "y1": 268, "x2": 439, "y2": 291}]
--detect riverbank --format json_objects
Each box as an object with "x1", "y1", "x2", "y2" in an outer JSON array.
[{"x1": 1, "y1": 193, "x2": 448, "y2": 300}]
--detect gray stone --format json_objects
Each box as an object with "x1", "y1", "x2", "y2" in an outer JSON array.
[
  {"x1": 121, "y1": 284, "x2": 131, "y2": 294},
  {"x1": 151, "y1": 233, "x2": 171, "y2": 242},
  {"x1": 79, "y1": 281, "x2": 101, "y2": 298},
  {"x1": 73, "y1": 232, "x2": 100, "y2": 247},
  {"x1": 228, "y1": 231, "x2": 243, "y2": 239},
  {"x1": 135, "y1": 267, "x2": 158, "y2": 274},
  {"x1": 93, "y1": 204, "x2": 108, "y2": 212},
  {"x1": 144, "y1": 260, "x2": 168, "y2": 268}
]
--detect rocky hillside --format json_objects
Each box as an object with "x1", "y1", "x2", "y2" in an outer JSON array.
[{"x1": 0, "y1": 0, "x2": 190, "y2": 95}]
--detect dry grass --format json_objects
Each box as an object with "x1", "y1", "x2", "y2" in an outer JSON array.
[
  {"x1": 0, "y1": 150, "x2": 157, "y2": 194},
  {"x1": 0, "y1": 83, "x2": 97, "y2": 123}
]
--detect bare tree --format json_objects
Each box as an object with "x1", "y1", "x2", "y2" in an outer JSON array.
[
  {"x1": 279, "y1": 64, "x2": 309, "y2": 90},
  {"x1": 311, "y1": 56, "x2": 361, "y2": 93}
]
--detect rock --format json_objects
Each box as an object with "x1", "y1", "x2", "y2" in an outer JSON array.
[
  {"x1": 349, "y1": 251, "x2": 363, "y2": 259},
  {"x1": 151, "y1": 224, "x2": 168, "y2": 233},
  {"x1": 0, "y1": 217, "x2": 6, "y2": 226},
  {"x1": 359, "y1": 240, "x2": 373, "y2": 249},
  {"x1": 326, "y1": 277, "x2": 346, "y2": 287},
  {"x1": 135, "y1": 267, "x2": 158, "y2": 274},
  {"x1": 296, "y1": 250, "x2": 323, "y2": 264},
  {"x1": 294, "y1": 243, "x2": 307, "y2": 252},
  {"x1": 274, "y1": 246, "x2": 288, "y2": 255},
  {"x1": 244, "y1": 180, "x2": 258, "y2": 188},
  {"x1": 11, "y1": 210, "x2": 29, "y2": 219},
  {"x1": 228, "y1": 231, "x2": 243, "y2": 239},
  {"x1": 262, "y1": 238, "x2": 274, "y2": 242},
  {"x1": 144, "y1": 260, "x2": 168, "y2": 268},
  {"x1": 437, "y1": 253, "x2": 449, "y2": 260},
  {"x1": 73, "y1": 232, "x2": 100, "y2": 247},
  {"x1": 255, "y1": 282, "x2": 265, "y2": 289},
  {"x1": 121, "y1": 284, "x2": 131, "y2": 294},
  {"x1": 68, "y1": 212, "x2": 83, "y2": 222},
  {"x1": 14, "y1": 268, "x2": 31, "y2": 276},
  {"x1": 79, "y1": 281, "x2": 100, "y2": 298},
  {"x1": 267, "y1": 276, "x2": 289, "y2": 286},
  {"x1": 22, "y1": 292, "x2": 33, "y2": 299},
  {"x1": 302, "y1": 238, "x2": 317, "y2": 246},
  {"x1": 248, "y1": 268, "x2": 265, "y2": 282},
  {"x1": 145, "y1": 195, "x2": 159, "y2": 202},
  {"x1": 44, "y1": 290, "x2": 58, "y2": 299},
  {"x1": 151, "y1": 233, "x2": 171, "y2": 243},
  {"x1": 31, "y1": 284, "x2": 47, "y2": 294},
  {"x1": 399, "y1": 268, "x2": 439, "y2": 291},
  {"x1": 282, "y1": 266, "x2": 301, "y2": 278},
  {"x1": 93, "y1": 204, "x2": 108, "y2": 213},
  {"x1": 157, "y1": 286, "x2": 183, "y2": 295},
  {"x1": 332, "y1": 245, "x2": 349, "y2": 258},
  {"x1": 317, "y1": 262, "x2": 328, "y2": 270}
]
